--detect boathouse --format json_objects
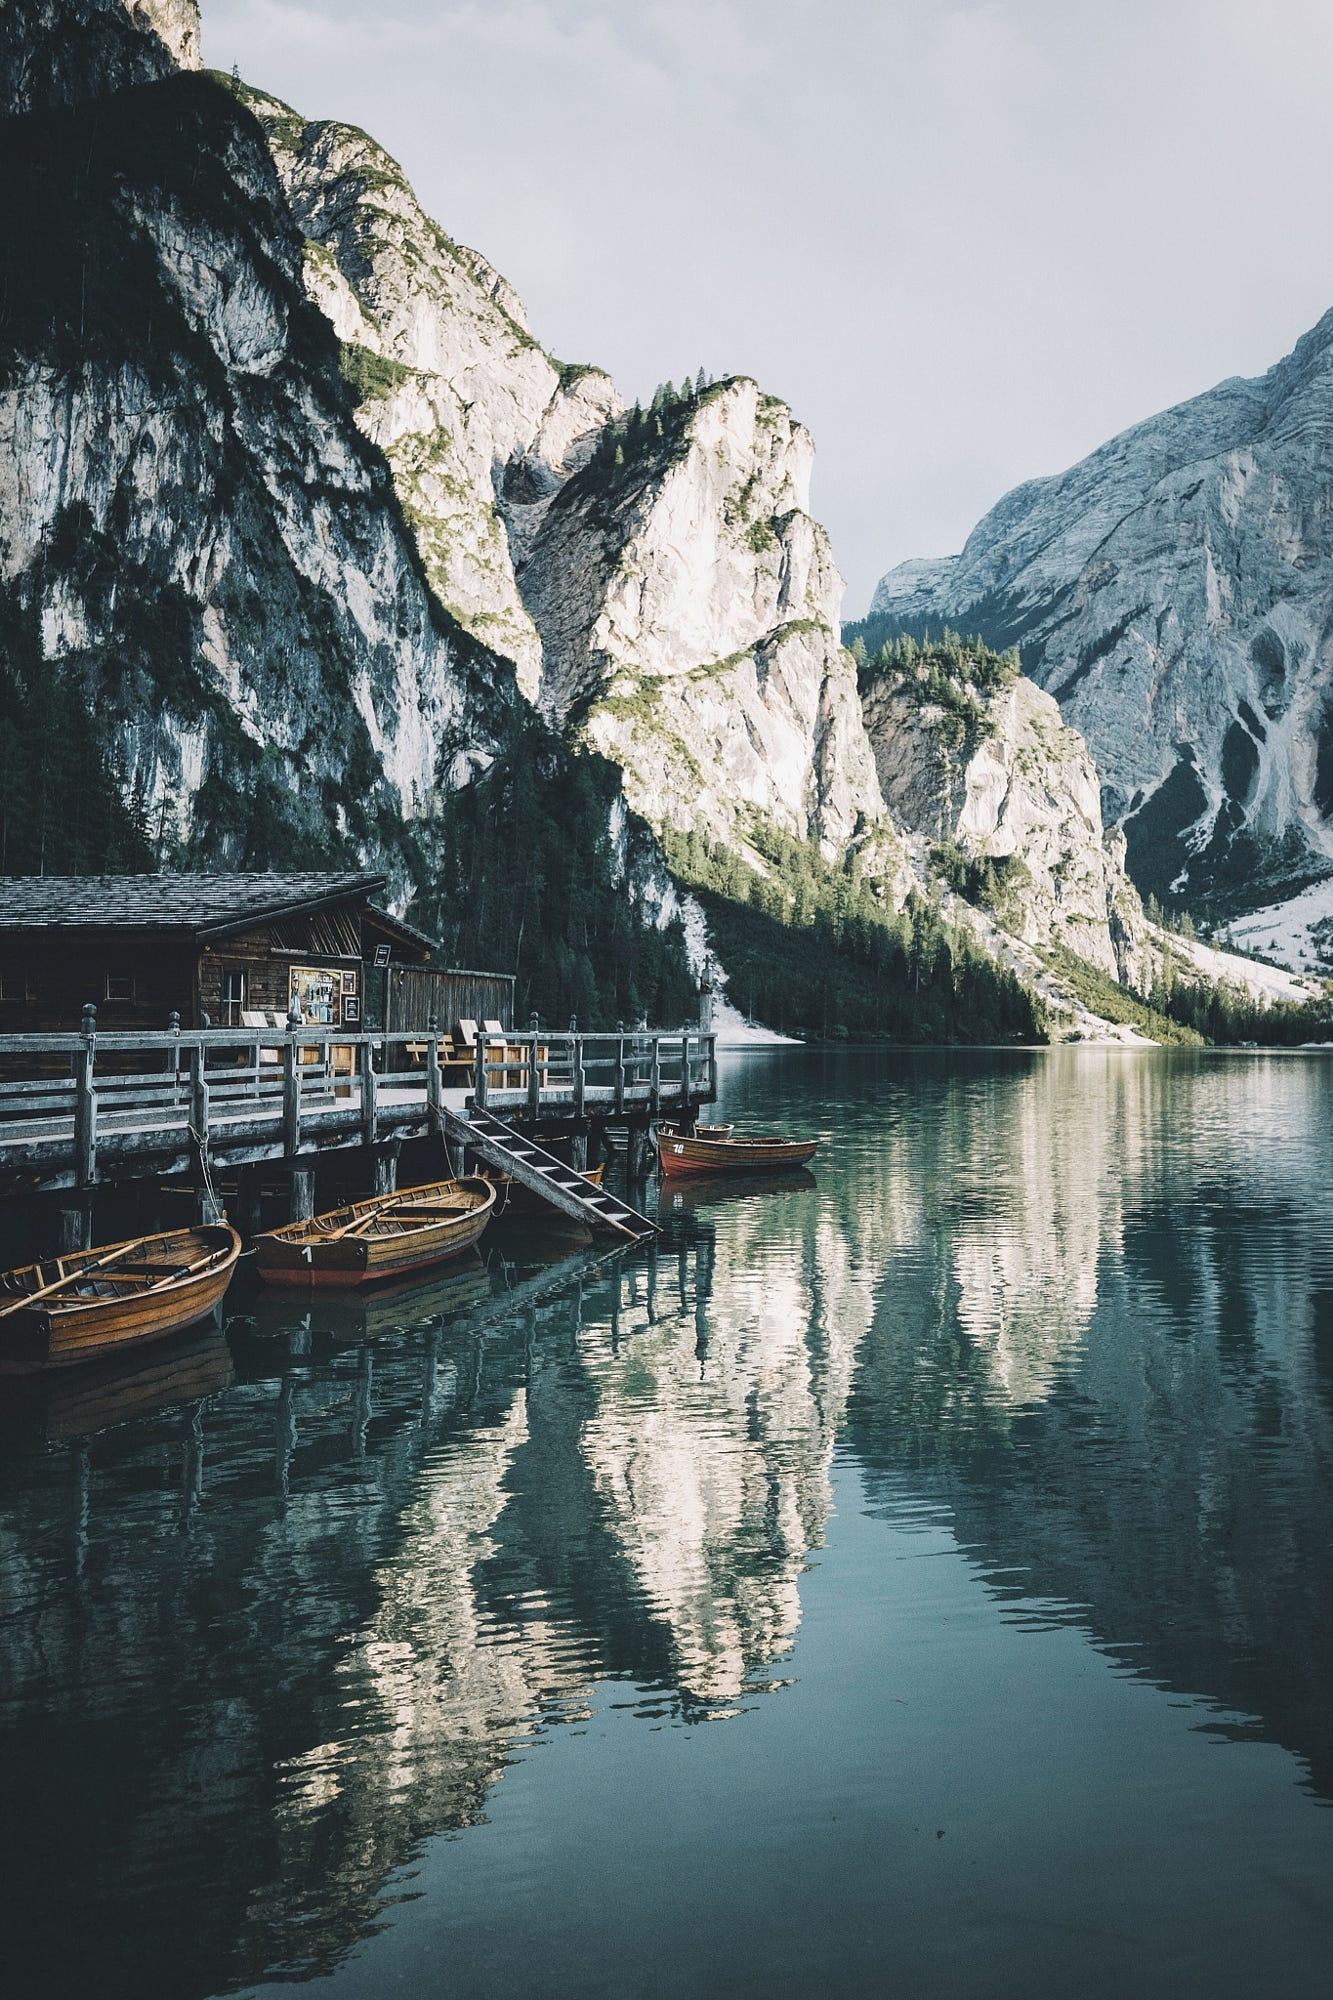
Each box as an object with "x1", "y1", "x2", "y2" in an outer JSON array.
[{"x1": 0, "y1": 872, "x2": 467, "y2": 1032}]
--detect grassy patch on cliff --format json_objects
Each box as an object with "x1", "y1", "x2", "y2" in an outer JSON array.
[{"x1": 339, "y1": 341, "x2": 413, "y2": 406}]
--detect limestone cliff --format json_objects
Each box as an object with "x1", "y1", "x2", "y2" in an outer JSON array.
[
  {"x1": 1, "y1": 0, "x2": 199, "y2": 116},
  {"x1": 522, "y1": 377, "x2": 907, "y2": 886},
  {"x1": 4, "y1": 0, "x2": 1309, "y2": 1038},
  {"x1": 0, "y1": 68, "x2": 522, "y2": 889},
  {"x1": 870, "y1": 307, "x2": 1333, "y2": 927},
  {"x1": 858, "y1": 641, "x2": 1152, "y2": 987},
  {"x1": 239, "y1": 85, "x2": 620, "y2": 701}
]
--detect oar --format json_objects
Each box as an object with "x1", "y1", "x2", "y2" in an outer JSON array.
[
  {"x1": 349, "y1": 1196, "x2": 472, "y2": 1230},
  {"x1": 0, "y1": 1238, "x2": 158, "y2": 1319},
  {"x1": 314, "y1": 1193, "x2": 403, "y2": 1242}
]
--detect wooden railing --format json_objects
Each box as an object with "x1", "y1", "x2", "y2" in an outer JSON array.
[
  {"x1": 473, "y1": 1030, "x2": 716, "y2": 1120},
  {"x1": 0, "y1": 1017, "x2": 718, "y2": 1194}
]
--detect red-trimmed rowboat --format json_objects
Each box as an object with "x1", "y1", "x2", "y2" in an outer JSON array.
[
  {"x1": 655, "y1": 1125, "x2": 818, "y2": 1179},
  {"x1": 254, "y1": 1177, "x2": 496, "y2": 1290}
]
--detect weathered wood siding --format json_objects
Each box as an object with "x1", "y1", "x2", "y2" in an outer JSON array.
[
  {"x1": 384, "y1": 967, "x2": 516, "y2": 1036},
  {"x1": 197, "y1": 934, "x2": 361, "y2": 1024}
]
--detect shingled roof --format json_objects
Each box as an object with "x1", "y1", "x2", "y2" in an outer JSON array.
[{"x1": 0, "y1": 872, "x2": 435, "y2": 946}]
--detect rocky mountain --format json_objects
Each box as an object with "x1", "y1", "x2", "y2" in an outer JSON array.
[
  {"x1": 0, "y1": 0, "x2": 198, "y2": 115},
  {"x1": 856, "y1": 635, "x2": 1152, "y2": 990},
  {"x1": 523, "y1": 376, "x2": 902, "y2": 882},
  {"x1": 870, "y1": 309, "x2": 1333, "y2": 930},
  {"x1": 0, "y1": 0, "x2": 697, "y2": 1032},
  {"x1": 241, "y1": 81, "x2": 620, "y2": 703},
  {"x1": 239, "y1": 77, "x2": 905, "y2": 895},
  {"x1": 0, "y1": 6, "x2": 527, "y2": 890},
  {"x1": 1, "y1": 0, "x2": 1319, "y2": 1038}
]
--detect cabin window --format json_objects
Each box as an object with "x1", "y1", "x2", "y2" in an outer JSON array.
[
  {"x1": 104, "y1": 972, "x2": 135, "y2": 1003},
  {"x1": 0, "y1": 971, "x2": 31, "y2": 1004},
  {"x1": 220, "y1": 967, "x2": 247, "y2": 1026}
]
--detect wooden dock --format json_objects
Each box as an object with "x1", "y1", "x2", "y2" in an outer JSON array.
[{"x1": 0, "y1": 1022, "x2": 718, "y2": 1240}]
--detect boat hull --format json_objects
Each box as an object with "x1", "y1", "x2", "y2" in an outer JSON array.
[
  {"x1": 0, "y1": 1226, "x2": 241, "y2": 1375},
  {"x1": 254, "y1": 1177, "x2": 496, "y2": 1290},
  {"x1": 655, "y1": 1131, "x2": 818, "y2": 1179}
]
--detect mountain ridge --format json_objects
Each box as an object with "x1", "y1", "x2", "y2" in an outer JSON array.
[
  {"x1": 1, "y1": 0, "x2": 1322, "y2": 1038},
  {"x1": 871, "y1": 305, "x2": 1333, "y2": 939}
]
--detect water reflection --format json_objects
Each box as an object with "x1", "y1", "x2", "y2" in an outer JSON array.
[
  {"x1": 0, "y1": 1050, "x2": 1331, "y2": 1996},
  {"x1": 845, "y1": 1050, "x2": 1333, "y2": 1800}
]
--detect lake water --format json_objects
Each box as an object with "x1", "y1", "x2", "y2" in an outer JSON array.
[{"x1": 3, "y1": 1047, "x2": 1333, "y2": 1998}]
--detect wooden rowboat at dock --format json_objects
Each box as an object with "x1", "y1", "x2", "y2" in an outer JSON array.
[
  {"x1": 254, "y1": 1177, "x2": 496, "y2": 1290},
  {"x1": 655, "y1": 1124, "x2": 818, "y2": 1179},
  {"x1": 0, "y1": 1224, "x2": 241, "y2": 1375}
]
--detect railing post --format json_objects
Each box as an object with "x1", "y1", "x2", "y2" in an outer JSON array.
[
  {"x1": 573, "y1": 1035, "x2": 585, "y2": 1120},
  {"x1": 426, "y1": 1015, "x2": 442, "y2": 1134},
  {"x1": 168, "y1": 1009, "x2": 182, "y2": 1102},
  {"x1": 189, "y1": 1041, "x2": 210, "y2": 1152},
  {"x1": 527, "y1": 1029, "x2": 540, "y2": 1123},
  {"x1": 359, "y1": 1037, "x2": 379, "y2": 1148},
  {"x1": 614, "y1": 1031, "x2": 626, "y2": 1116},
  {"x1": 74, "y1": 1001, "x2": 97, "y2": 1191},
  {"x1": 283, "y1": 1035, "x2": 302, "y2": 1159},
  {"x1": 650, "y1": 1033, "x2": 661, "y2": 1111},
  {"x1": 708, "y1": 1032, "x2": 718, "y2": 1099},
  {"x1": 189, "y1": 1039, "x2": 218, "y2": 1224},
  {"x1": 680, "y1": 1031, "x2": 691, "y2": 1114},
  {"x1": 475, "y1": 1033, "x2": 489, "y2": 1109}
]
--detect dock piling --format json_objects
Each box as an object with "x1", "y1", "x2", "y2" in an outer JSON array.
[{"x1": 288, "y1": 1168, "x2": 316, "y2": 1223}]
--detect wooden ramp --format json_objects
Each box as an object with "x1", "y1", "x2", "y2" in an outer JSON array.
[{"x1": 442, "y1": 1107, "x2": 658, "y2": 1241}]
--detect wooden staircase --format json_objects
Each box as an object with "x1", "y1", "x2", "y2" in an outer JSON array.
[{"x1": 440, "y1": 1106, "x2": 658, "y2": 1241}]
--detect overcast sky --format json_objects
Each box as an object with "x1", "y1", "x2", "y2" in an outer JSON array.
[{"x1": 206, "y1": 0, "x2": 1333, "y2": 613}]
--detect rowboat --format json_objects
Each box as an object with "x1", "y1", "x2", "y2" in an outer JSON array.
[
  {"x1": 254, "y1": 1177, "x2": 496, "y2": 1289},
  {"x1": 655, "y1": 1125, "x2": 818, "y2": 1179},
  {"x1": 0, "y1": 1224, "x2": 241, "y2": 1375}
]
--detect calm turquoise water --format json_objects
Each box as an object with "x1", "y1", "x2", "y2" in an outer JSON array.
[{"x1": 3, "y1": 1047, "x2": 1333, "y2": 1998}]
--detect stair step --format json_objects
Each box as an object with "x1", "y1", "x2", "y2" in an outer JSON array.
[{"x1": 454, "y1": 1106, "x2": 657, "y2": 1237}]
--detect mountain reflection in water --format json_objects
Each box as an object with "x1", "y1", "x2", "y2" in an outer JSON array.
[{"x1": 2, "y1": 1048, "x2": 1333, "y2": 1998}]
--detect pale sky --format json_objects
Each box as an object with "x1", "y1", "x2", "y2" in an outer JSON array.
[{"x1": 206, "y1": 0, "x2": 1333, "y2": 613}]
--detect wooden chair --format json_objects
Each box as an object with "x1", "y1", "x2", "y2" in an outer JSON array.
[{"x1": 243, "y1": 1010, "x2": 280, "y2": 1065}]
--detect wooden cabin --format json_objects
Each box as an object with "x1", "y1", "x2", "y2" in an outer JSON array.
[{"x1": 0, "y1": 872, "x2": 438, "y2": 1033}]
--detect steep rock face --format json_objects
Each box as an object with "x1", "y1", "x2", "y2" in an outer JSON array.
[
  {"x1": 523, "y1": 377, "x2": 903, "y2": 878},
  {"x1": 861, "y1": 650, "x2": 1152, "y2": 985},
  {"x1": 0, "y1": 0, "x2": 199, "y2": 116},
  {"x1": 870, "y1": 309, "x2": 1333, "y2": 914},
  {"x1": 241, "y1": 86, "x2": 619, "y2": 700},
  {"x1": 0, "y1": 73, "x2": 518, "y2": 886}
]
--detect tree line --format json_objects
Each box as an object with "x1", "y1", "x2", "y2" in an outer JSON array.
[
  {"x1": 663, "y1": 821, "x2": 1043, "y2": 1043},
  {"x1": 584, "y1": 371, "x2": 717, "y2": 482},
  {"x1": 415, "y1": 728, "x2": 698, "y2": 1030}
]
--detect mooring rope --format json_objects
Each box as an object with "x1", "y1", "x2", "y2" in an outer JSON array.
[{"x1": 187, "y1": 1124, "x2": 223, "y2": 1224}]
